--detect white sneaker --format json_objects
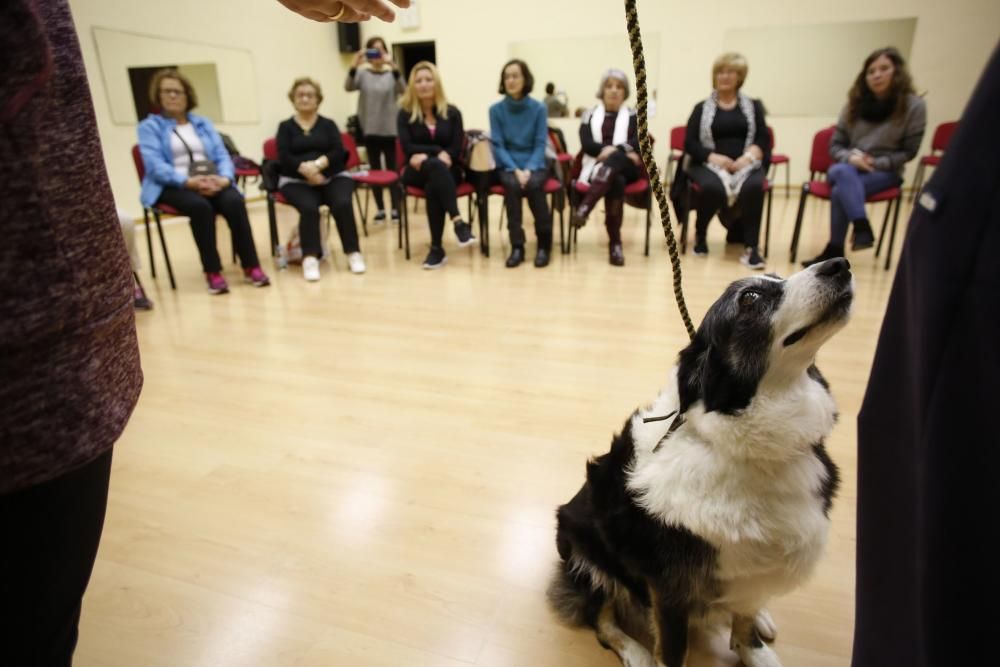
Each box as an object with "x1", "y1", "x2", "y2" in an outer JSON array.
[
  {"x1": 302, "y1": 256, "x2": 321, "y2": 282},
  {"x1": 347, "y1": 252, "x2": 366, "y2": 274}
]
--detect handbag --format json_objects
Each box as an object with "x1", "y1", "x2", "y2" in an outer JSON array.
[{"x1": 173, "y1": 128, "x2": 218, "y2": 177}]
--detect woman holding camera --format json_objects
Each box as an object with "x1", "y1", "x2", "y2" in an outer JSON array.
[
  {"x1": 345, "y1": 36, "x2": 405, "y2": 222},
  {"x1": 137, "y1": 68, "x2": 269, "y2": 294}
]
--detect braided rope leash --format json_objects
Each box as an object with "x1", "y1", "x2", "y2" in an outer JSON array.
[{"x1": 624, "y1": 0, "x2": 696, "y2": 341}]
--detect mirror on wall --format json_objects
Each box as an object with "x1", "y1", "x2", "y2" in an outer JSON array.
[
  {"x1": 723, "y1": 18, "x2": 918, "y2": 116},
  {"x1": 92, "y1": 27, "x2": 259, "y2": 125}
]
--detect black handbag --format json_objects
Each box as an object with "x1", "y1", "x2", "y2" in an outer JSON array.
[{"x1": 173, "y1": 128, "x2": 218, "y2": 177}]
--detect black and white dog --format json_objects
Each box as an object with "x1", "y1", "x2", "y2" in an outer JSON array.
[{"x1": 548, "y1": 258, "x2": 853, "y2": 667}]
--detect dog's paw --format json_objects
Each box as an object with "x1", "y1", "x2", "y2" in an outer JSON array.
[
  {"x1": 754, "y1": 608, "x2": 777, "y2": 642},
  {"x1": 619, "y1": 643, "x2": 658, "y2": 667},
  {"x1": 733, "y1": 642, "x2": 783, "y2": 667}
]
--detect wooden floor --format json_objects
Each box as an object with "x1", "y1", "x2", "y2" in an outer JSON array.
[{"x1": 76, "y1": 190, "x2": 908, "y2": 666}]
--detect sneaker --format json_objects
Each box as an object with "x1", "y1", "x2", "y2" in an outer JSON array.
[
  {"x1": 134, "y1": 284, "x2": 154, "y2": 310},
  {"x1": 454, "y1": 220, "x2": 476, "y2": 247},
  {"x1": 740, "y1": 247, "x2": 766, "y2": 270},
  {"x1": 391, "y1": 209, "x2": 400, "y2": 223},
  {"x1": 851, "y1": 218, "x2": 875, "y2": 251},
  {"x1": 422, "y1": 246, "x2": 448, "y2": 270},
  {"x1": 206, "y1": 272, "x2": 229, "y2": 295},
  {"x1": 243, "y1": 266, "x2": 271, "y2": 287},
  {"x1": 302, "y1": 256, "x2": 321, "y2": 282},
  {"x1": 693, "y1": 236, "x2": 709, "y2": 256},
  {"x1": 373, "y1": 210, "x2": 387, "y2": 223},
  {"x1": 347, "y1": 252, "x2": 366, "y2": 274}
]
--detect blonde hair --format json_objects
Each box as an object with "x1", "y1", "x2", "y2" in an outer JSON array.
[
  {"x1": 288, "y1": 77, "x2": 323, "y2": 104},
  {"x1": 712, "y1": 52, "x2": 749, "y2": 90},
  {"x1": 399, "y1": 61, "x2": 449, "y2": 123}
]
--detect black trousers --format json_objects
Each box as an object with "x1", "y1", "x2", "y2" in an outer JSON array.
[
  {"x1": 157, "y1": 186, "x2": 261, "y2": 273},
  {"x1": 401, "y1": 158, "x2": 462, "y2": 248},
  {"x1": 0, "y1": 450, "x2": 113, "y2": 667},
  {"x1": 363, "y1": 134, "x2": 400, "y2": 211},
  {"x1": 686, "y1": 164, "x2": 765, "y2": 249},
  {"x1": 280, "y1": 177, "x2": 360, "y2": 255},
  {"x1": 495, "y1": 169, "x2": 552, "y2": 248}
]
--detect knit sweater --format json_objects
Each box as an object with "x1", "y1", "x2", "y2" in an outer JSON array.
[
  {"x1": 488, "y1": 95, "x2": 548, "y2": 171},
  {"x1": 830, "y1": 94, "x2": 927, "y2": 174},
  {"x1": 345, "y1": 66, "x2": 404, "y2": 137},
  {"x1": 1, "y1": 0, "x2": 142, "y2": 493}
]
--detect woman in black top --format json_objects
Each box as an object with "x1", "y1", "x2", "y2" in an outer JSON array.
[
  {"x1": 277, "y1": 77, "x2": 365, "y2": 279},
  {"x1": 570, "y1": 68, "x2": 642, "y2": 266},
  {"x1": 683, "y1": 52, "x2": 770, "y2": 269},
  {"x1": 397, "y1": 61, "x2": 475, "y2": 269}
]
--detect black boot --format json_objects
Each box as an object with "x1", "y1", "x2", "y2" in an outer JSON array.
[
  {"x1": 609, "y1": 242, "x2": 625, "y2": 266},
  {"x1": 801, "y1": 243, "x2": 844, "y2": 268},
  {"x1": 506, "y1": 245, "x2": 525, "y2": 268},
  {"x1": 851, "y1": 218, "x2": 875, "y2": 251},
  {"x1": 571, "y1": 163, "x2": 615, "y2": 228}
]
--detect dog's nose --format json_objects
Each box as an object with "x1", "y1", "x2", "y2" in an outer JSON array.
[{"x1": 815, "y1": 257, "x2": 851, "y2": 278}]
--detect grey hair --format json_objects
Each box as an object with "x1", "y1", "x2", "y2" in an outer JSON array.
[{"x1": 596, "y1": 69, "x2": 630, "y2": 100}]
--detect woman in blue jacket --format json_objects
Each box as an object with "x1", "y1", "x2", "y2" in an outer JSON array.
[
  {"x1": 138, "y1": 69, "x2": 268, "y2": 294},
  {"x1": 489, "y1": 59, "x2": 552, "y2": 268}
]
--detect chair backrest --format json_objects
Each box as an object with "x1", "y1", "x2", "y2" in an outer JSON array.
[
  {"x1": 809, "y1": 126, "x2": 837, "y2": 175},
  {"x1": 931, "y1": 121, "x2": 958, "y2": 153},
  {"x1": 670, "y1": 125, "x2": 685, "y2": 152},
  {"x1": 262, "y1": 137, "x2": 278, "y2": 161},
  {"x1": 395, "y1": 137, "x2": 406, "y2": 173},
  {"x1": 131, "y1": 144, "x2": 146, "y2": 182},
  {"x1": 767, "y1": 126, "x2": 776, "y2": 151},
  {"x1": 340, "y1": 132, "x2": 362, "y2": 169}
]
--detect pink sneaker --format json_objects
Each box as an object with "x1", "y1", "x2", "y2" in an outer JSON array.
[
  {"x1": 243, "y1": 266, "x2": 270, "y2": 287},
  {"x1": 206, "y1": 272, "x2": 229, "y2": 295}
]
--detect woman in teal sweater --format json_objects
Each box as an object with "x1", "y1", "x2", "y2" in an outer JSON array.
[{"x1": 489, "y1": 59, "x2": 552, "y2": 268}]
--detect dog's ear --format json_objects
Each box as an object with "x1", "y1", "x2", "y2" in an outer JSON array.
[{"x1": 677, "y1": 324, "x2": 759, "y2": 416}]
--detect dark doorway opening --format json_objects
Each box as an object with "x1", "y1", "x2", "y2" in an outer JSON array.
[
  {"x1": 129, "y1": 65, "x2": 176, "y2": 119},
  {"x1": 393, "y1": 41, "x2": 436, "y2": 81}
]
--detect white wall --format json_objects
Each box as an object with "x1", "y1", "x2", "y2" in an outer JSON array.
[{"x1": 71, "y1": 0, "x2": 999, "y2": 213}]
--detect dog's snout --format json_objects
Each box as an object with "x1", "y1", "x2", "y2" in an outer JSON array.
[{"x1": 815, "y1": 258, "x2": 851, "y2": 279}]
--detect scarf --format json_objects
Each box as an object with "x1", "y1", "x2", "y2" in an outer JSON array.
[
  {"x1": 699, "y1": 91, "x2": 760, "y2": 205},
  {"x1": 579, "y1": 104, "x2": 631, "y2": 184}
]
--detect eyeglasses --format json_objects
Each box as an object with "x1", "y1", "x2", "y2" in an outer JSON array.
[
  {"x1": 160, "y1": 88, "x2": 186, "y2": 97},
  {"x1": 295, "y1": 92, "x2": 317, "y2": 98}
]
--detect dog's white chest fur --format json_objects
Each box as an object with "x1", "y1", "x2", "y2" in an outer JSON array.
[{"x1": 626, "y1": 369, "x2": 838, "y2": 609}]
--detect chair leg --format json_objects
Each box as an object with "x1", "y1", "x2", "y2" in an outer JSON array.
[
  {"x1": 885, "y1": 196, "x2": 902, "y2": 271},
  {"x1": 644, "y1": 202, "x2": 651, "y2": 257},
  {"x1": 784, "y1": 161, "x2": 790, "y2": 195},
  {"x1": 875, "y1": 199, "x2": 892, "y2": 258},
  {"x1": 354, "y1": 189, "x2": 368, "y2": 237},
  {"x1": 153, "y1": 210, "x2": 176, "y2": 289},
  {"x1": 267, "y1": 196, "x2": 279, "y2": 256},
  {"x1": 402, "y1": 185, "x2": 410, "y2": 260},
  {"x1": 909, "y1": 162, "x2": 925, "y2": 203},
  {"x1": 679, "y1": 209, "x2": 688, "y2": 255},
  {"x1": 143, "y1": 209, "x2": 157, "y2": 279},
  {"x1": 764, "y1": 187, "x2": 773, "y2": 259},
  {"x1": 789, "y1": 186, "x2": 809, "y2": 263}
]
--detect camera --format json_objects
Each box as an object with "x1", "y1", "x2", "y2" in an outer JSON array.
[{"x1": 365, "y1": 48, "x2": 382, "y2": 60}]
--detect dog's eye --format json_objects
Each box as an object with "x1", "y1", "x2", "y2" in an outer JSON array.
[{"x1": 740, "y1": 291, "x2": 761, "y2": 307}]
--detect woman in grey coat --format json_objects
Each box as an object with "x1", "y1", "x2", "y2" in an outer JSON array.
[{"x1": 345, "y1": 36, "x2": 405, "y2": 221}]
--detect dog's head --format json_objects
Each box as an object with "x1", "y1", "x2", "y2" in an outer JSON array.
[{"x1": 677, "y1": 258, "x2": 854, "y2": 415}]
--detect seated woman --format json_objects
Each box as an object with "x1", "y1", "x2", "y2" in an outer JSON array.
[
  {"x1": 397, "y1": 61, "x2": 475, "y2": 270},
  {"x1": 277, "y1": 77, "x2": 365, "y2": 280},
  {"x1": 570, "y1": 68, "x2": 643, "y2": 267},
  {"x1": 489, "y1": 59, "x2": 552, "y2": 268},
  {"x1": 683, "y1": 52, "x2": 770, "y2": 270},
  {"x1": 138, "y1": 68, "x2": 269, "y2": 294},
  {"x1": 801, "y1": 47, "x2": 926, "y2": 267}
]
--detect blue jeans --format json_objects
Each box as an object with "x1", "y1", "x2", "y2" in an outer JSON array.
[{"x1": 827, "y1": 163, "x2": 901, "y2": 247}]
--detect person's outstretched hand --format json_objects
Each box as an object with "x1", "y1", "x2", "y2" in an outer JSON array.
[{"x1": 276, "y1": 0, "x2": 410, "y2": 23}]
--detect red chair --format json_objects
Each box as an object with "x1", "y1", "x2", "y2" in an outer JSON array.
[
  {"x1": 340, "y1": 132, "x2": 401, "y2": 234},
  {"x1": 566, "y1": 152, "x2": 653, "y2": 257},
  {"x1": 910, "y1": 120, "x2": 957, "y2": 201},
  {"x1": 261, "y1": 138, "x2": 335, "y2": 262},
  {"x1": 664, "y1": 125, "x2": 686, "y2": 188},
  {"x1": 767, "y1": 127, "x2": 790, "y2": 193},
  {"x1": 131, "y1": 145, "x2": 177, "y2": 289},
  {"x1": 676, "y1": 175, "x2": 774, "y2": 258},
  {"x1": 789, "y1": 126, "x2": 904, "y2": 271},
  {"x1": 394, "y1": 139, "x2": 479, "y2": 260}
]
